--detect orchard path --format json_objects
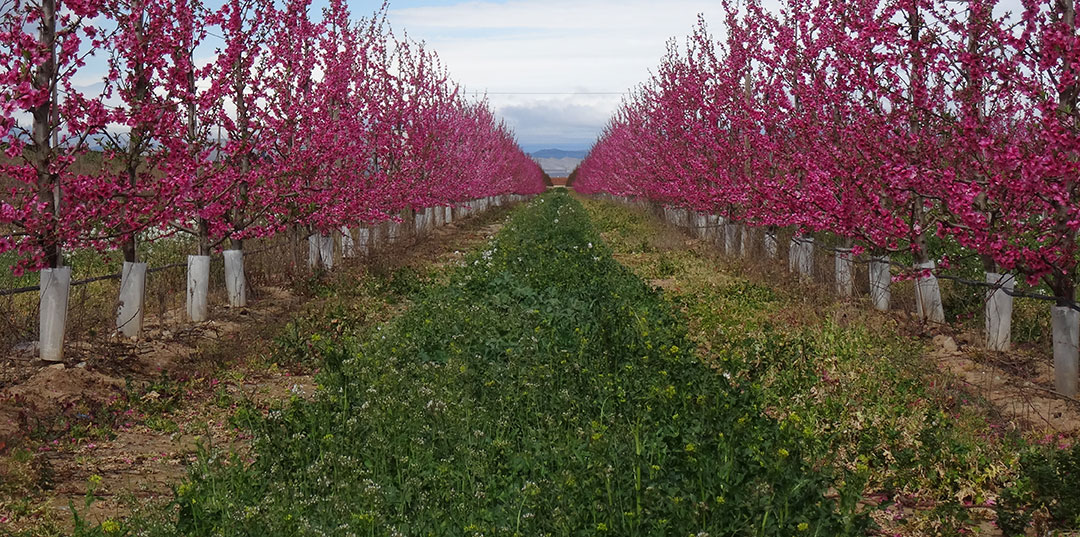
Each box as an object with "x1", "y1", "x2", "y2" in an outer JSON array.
[{"x1": 0, "y1": 206, "x2": 513, "y2": 533}]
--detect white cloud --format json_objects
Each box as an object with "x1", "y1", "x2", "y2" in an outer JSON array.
[
  {"x1": 384, "y1": 0, "x2": 737, "y2": 148},
  {"x1": 393, "y1": 0, "x2": 718, "y2": 32},
  {"x1": 381, "y1": 0, "x2": 1028, "y2": 150},
  {"x1": 496, "y1": 96, "x2": 617, "y2": 145}
]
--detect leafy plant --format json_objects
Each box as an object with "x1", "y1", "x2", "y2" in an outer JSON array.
[
  {"x1": 125, "y1": 192, "x2": 870, "y2": 536},
  {"x1": 580, "y1": 196, "x2": 1035, "y2": 535},
  {"x1": 997, "y1": 443, "x2": 1080, "y2": 536}
]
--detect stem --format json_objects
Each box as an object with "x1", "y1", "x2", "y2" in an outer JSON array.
[{"x1": 32, "y1": 0, "x2": 60, "y2": 268}]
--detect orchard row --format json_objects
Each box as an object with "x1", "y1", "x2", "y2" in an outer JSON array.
[
  {"x1": 1, "y1": 0, "x2": 545, "y2": 359},
  {"x1": 572, "y1": 0, "x2": 1080, "y2": 394}
]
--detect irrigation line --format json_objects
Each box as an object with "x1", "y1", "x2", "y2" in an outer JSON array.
[
  {"x1": 804, "y1": 241, "x2": 1080, "y2": 312},
  {"x1": 0, "y1": 238, "x2": 298, "y2": 298},
  {"x1": 646, "y1": 201, "x2": 1080, "y2": 313}
]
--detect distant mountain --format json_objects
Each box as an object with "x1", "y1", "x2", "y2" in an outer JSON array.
[
  {"x1": 529, "y1": 148, "x2": 588, "y2": 160},
  {"x1": 521, "y1": 142, "x2": 592, "y2": 154},
  {"x1": 533, "y1": 157, "x2": 581, "y2": 177},
  {"x1": 528, "y1": 148, "x2": 587, "y2": 177}
]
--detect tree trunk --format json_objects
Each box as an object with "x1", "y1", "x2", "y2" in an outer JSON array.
[
  {"x1": 197, "y1": 218, "x2": 210, "y2": 257},
  {"x1": 32, "y1": 0, "x2": 60, "y2": 268}
]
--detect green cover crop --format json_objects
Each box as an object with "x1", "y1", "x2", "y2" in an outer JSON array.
[{"x1": 141, "y1": 192, "x2": 868, "y2": 536}]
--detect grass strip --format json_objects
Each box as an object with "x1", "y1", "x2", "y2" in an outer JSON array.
[
  {"x1": 579, "y1": 196, "x2": 1080, "y2": 536},
  {"x1": 122, "y1": 192, "x2": 868, "y2": 537}
]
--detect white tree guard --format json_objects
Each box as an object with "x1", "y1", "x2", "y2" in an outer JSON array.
[
  {"x1": 725, "y1": 223, "x2": 738, "y2": 256},
  {"x1": 913, "y1": 260, "x2": 945, "y2": 323},
  {"x1": 341, "y1": 227, "x2": 355, "y2": 258},
  {"x1": 308, "y1": 234, "x2": 321, "y2": 269},
  {"x1": 117, "y1": 261, "x2": 147, "y2": 339},
  {"x1": 797, "y1": 237, "x2": 814, "y2": 280},
  {"x1": 764, "y1": 232, "x2": 778, "y2": 259},
  {"x1": 223, "y1": 250, "x2": 247, "y2": 307},
  {"x1": 984, "y1": 272, "x2": 1014, "y2": 351},
  {"x1": 445, "y1": 206, "x2": 453, "y2": 225},
  {"x1": 39, "y1": 266, "x2": 71, "y2": 362},
  {"x1": 186, "y1": 255, "x2": 210, "y2": 322},
  {"x1": 869, "y1": 256, "x2": 891, "y2": 311},
  {"x1": 435, "y1": 206, "x2": 445, "y2": 227},
  {"x1": 788, "y1": 237, "x2": 799, "y2": 272},
  {"x1": 320, "y1": 234, "x2": 335, "y2": 270},
  {"x1": 357, "y1": 228, "x2": 371, "y2": 257},
  {"x1": 835, "y1": 249, "x2": 854, "y2": 297},
  {"x1": 696, "y1": 213, "x2": 708, "y2": 239},
  {"x1": 388, "y1": 221, "x2": 401, "y2": 243},
  {"x1": 414, "y1": 211, "x2": 425, "y2": 237},
  {"x1": 1052, "y1": 306, "x2": 1079, "y2": 397},
  {"x1": 740, "y1": 227, "x2": 750, "y2": 258}
]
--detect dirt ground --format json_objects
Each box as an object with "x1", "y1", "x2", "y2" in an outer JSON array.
[
  {"x1": 0, "y1": 208, "x2": 511, "y2": 533},
  {"x1": 930, "y1": 331, "x2": 1080, "y2": 438}
]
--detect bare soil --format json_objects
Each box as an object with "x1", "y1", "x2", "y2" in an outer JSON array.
[{"x1": 931, "y1": 331, "x2": 1080, "y2": 438}]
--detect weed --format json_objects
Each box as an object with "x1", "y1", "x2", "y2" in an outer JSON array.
[
  {"x1": 580, "y1": 196, "x2": 1042, "y2": 535},
  {"x1": 144, "y1": 416, "x2": 178, "y2": 434},
  {"x1": 997, "y1": 443, "x2": 1080, "y2": 536},
  {"x1": 121, "y1": 192, "x2": 870, "y2": 536}
]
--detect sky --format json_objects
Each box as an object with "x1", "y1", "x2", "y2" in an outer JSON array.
[{"x1": 344, "y1": 0, "x2": 745, "y2": 152}]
